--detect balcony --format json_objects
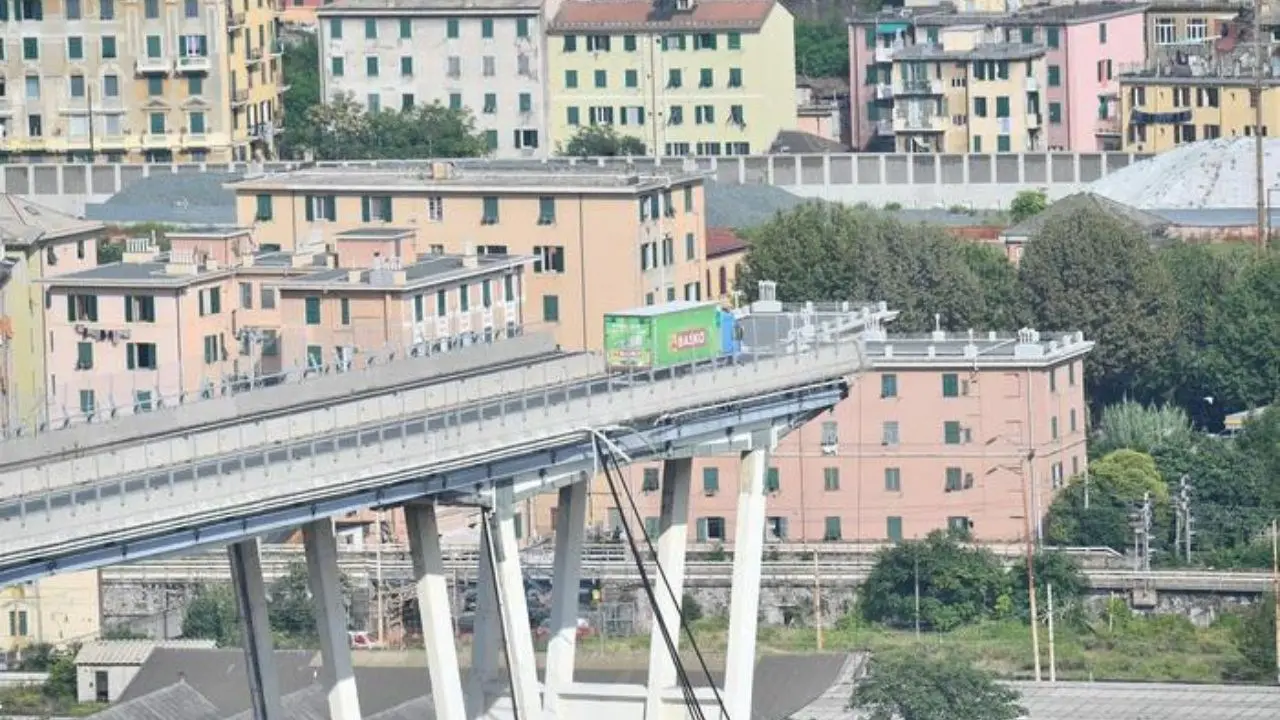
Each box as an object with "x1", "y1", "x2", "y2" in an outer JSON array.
[
  {"x1": 247, "y1": 47, "x2": 264, "y2": 64},
  {"x1": 227, "y1": 11, "x2": 246, "y2": 28},
  {"x1": 873, "y1": 118, "x2": 894, "y2": 135},
  {"x1": 1026, "y1": 112, "x2": 1042, "y2": 129},
  {"x1": 896, "y1": 78, "x2": 943, "y2": 96},
  {"x1": 1095, "y1": 116, "x2": 1121, "y2": 135},
  {"x1": 1025, "y1": 76, "x2": 1040, "y2": 93},
  {"x1": 893, "y1": 113, "x2": 947, "y2": 133},
  {"x1": 135, "y1": 56, "x2": 172, "y2": 75},
  {"x1": 142, "y1": 132, "x2": 173, "y2": 149},
  {"x1": 232, "y1": 89, "x2": 249, "y2": 106},
  {"x1": 177, "y1": 54, "x2": 212, "y2": 73},
  {"x1": 97, "y1": 134, "x2": 128, "y2": 150},
  {"x1": 248, "y1": 121, "x2": 278, "y2": 142},
  {"x1": 874, "y1": 83, "x2": 893, "y2": 100},
  {"x1": 181, "y1": 131, "x2": 212, "y2": 148}
]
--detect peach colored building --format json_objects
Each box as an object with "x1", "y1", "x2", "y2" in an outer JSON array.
[
  {"x1": 545, "y1": 327, "x2": 1093, "y2": 543},
  {"x1": 703, "y1": 227, "x2": 746, "y2": 304},
  {"x1": 228, "y1": 163, "x2": 710, "y2": 352}
]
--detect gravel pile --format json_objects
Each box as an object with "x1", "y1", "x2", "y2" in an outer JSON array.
[{"x1": 1091, "y1": 137, "x2": 1280, "y2": 209}]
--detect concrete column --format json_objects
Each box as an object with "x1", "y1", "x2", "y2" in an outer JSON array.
[
  {"x1": 544, "y1": 480, "x2": 588, "y2": 714},
  {"x1": 406, "y1": 503, "x2": 466, "y2": 720},
  {"x1": 228, "y1": 539, "x2": 283, "y2": 720},
  {"x1": 466, "y1": 526, "x2": 501, "y2": 719},
  {"x1": 723, "y1": 448, "x2": 770, "y2": 720},
  {"x1": 489, "y1": 490, "x2": 541, "y2": 720},
  {"x1": 645, "y1": 458, "x2": 693, "y2": 720},
  {"x1": 302, "y1": 519, "x2": 362, "y2": 720}
]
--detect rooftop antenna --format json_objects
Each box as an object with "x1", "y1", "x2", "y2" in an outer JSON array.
[{"x1": 934, "y1": 313, "x2": 941, "y2": 332}]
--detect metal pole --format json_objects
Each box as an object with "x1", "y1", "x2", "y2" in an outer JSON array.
[
  {"x1": 1021, "y1": 454, "x2": 1042, "y2": 682},
  {"x1": 1272, "y1": 519, "x2": 1279, "y2": 686},
  {"x1": 913, "y1": 551, "x2": 921, "y2": 641},
  {"x1": 813, "y1": 546, "x2": 823, "y2": 651},
  {"x1": 376, "y1": 511, "x2": 386, "y2": 644},
  {"x1": 1046, "y1": 582, "x2": 1057, "y2": 683},
  {"x1": 1255, "y1": 0, "x2": 1267, "y2": 248}
]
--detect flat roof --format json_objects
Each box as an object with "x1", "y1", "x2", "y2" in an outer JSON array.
[
  {"x1": 610, "y1": 300, "x2": 718, "y2": 317},
  {"x1": 318, "y1": 0, "x2": 540, "y2": 15},
  {"x1": 230, "y1": 165, "x2": 704, "y2": 195},
  {"x1": 856, "y1": 2, "x2": 1146, "y2": 26},
  {"x1": 548, "y1": 0, "x2": 775, "y2": 34},
  {"x1": 273, "y1": 253, "x2": 528, "y2": 293},
  {"x1": 1120, "y1": 72, "x2": 1280, "y2": 86},
  {"x1": 39, "y1": 261, "x2": 234, "y2": 288},
  {"x1": 334, "y1": 227, "x2": 417, "y2": 240},
  {"x1": 895, "y1": 42, "x2": 1046, "y2": 61},
  {"x1": 866, "y1": 329, "x2": 1094, "y2": 368},
  {"x1": 167, "y1": 227, "x2": 252, "y2": 239}
]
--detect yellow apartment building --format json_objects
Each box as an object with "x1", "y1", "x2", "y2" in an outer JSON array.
[
  {"x1": 1, "y1": 571, "x2": 102, "y2": 650},
  {"x1": 1118, "y1": 74, "x2": 1278, "y2": 152},
  {"x1": 1144, "y1": 2, "x2": 1243, "y2": 57},
  {"x1": 228, "y1": 163, "x2": 709, "y2": 351},
  {"x1": 0, "y1": 196, "x2": 105, "y2": 435},
  {"x1": 892, "y1": 27, "x2": 1046, "y2": 153},
  {"x1": 0, "y1": 0, "x2": 284, "y2": 162},
  {"x1": 545, "y1": 0, "x2": 796, "y2": 157}
]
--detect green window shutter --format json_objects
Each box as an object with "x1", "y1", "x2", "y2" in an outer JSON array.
[
  {"x1": 460, "y1": 284, "x2": 470, "y2": 312},
  {"x1": 944, "y1": 421, "x2": 962, "y2": 444},
  {"x1": 823, "y1": 467, "x2": 839, "y2": 491},
  {"x1": 414, "y1": 294, "x2": 424, "y2": 322},
  {"x1": 765, "y1": 467, "x2": 779, "y2": 492},
  {"x1": 886, "y1": 517, "x2": 903, "y2": 542},
  {"x1": 642, "y1": 467, "x2": 659, "y2": 491},
  {"x1": 66, "y1": 295, "x2": 76, "y2": 322},
  {"x1": 996, "y1": 96, "x2": 1010, "y2": 117},
  {"x1": 997, "y1": 135, "x2": 1011, "y2": 152},
  {"x1": 542, "y1": 294, "x2": 558, "y2": 322},
  {"x1": 436, "y1": 290, "x2": 447, "y2": 316},
  {"x1": 945, "y1": 467, "x2": 962, "y2": 491},
  {"x1": 340, "y1": 298, "x2": 350, "y2": 325},
  {"x1": 942, "y1": 373, "x2": 958, "y2": 397},
  {"x1": 305, "y1": 297, "x2": 321, "y2": 325},
  {"x1": 624, "y1": 34, "x2": 636, "y2": 51},
  {"x1": 644, "y1": 517, "x2": 659, "y2": 538},
  {"x1": 304, "y1": 196, "x2": 315, "y2": 221},
  {"x1": 76, "y1": 342, "x2": 93, "y2": 369},
  {"x1": 824, "y1": 516, "x2": 842, "y2": 541},
  {"x1": 727, "y1": 31, "x2": 741, "y2": 49},
  {"x1": 482, "y1": 280, "x2": 492, "y2": 307},
  {"x1": 361, "y1": 196, "x2": 371, "y2": 222},
  {"x1": 702, "y1": 467, "x2": 719, "y2": 493},
  {"x1": 696, "y1": 518, "x2": 708, "y2": 542},
  {"x1": 210, "y1": 288, "x2": 220, "y2": 314},
  {"x1": 256, "y1": 194, "x2": 272, "y2": 220},
  {"x1": 124, "y1": 296, "x2": 134, "y2": 322},
  {"x1": 880, "y1": 374, "x2": 896, "y2": 397},
  {"x1": 126, "y1": 343, "x2": 136, "y2": 370}
]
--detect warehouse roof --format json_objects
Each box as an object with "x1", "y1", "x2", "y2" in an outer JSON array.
[{"x1": 1090, "y1": 137, "x2": 1280, "y2": 209}]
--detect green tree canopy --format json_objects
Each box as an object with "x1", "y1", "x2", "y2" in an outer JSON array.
[
  {"x1": 285, "y1": 93, "x2": 488, "y2": 161},
  {"x1": 1018, "y1": 209, "x2": 1177, "y2": 408},
  {"x1": 1093, "y1": 400, "x2": 1194, "y2": 457},
  {"x1": 559, "y1": 125, "x2": 646, "y2": 157},
  {"x1": 1201, "y1": 253, "x2": 1280, "y2": 414},
  {"x1": 860, "y1": 531, "x2": 1010, "y2": 631},
  {"x1": 1046, "y1": 450, "x2": 1170, "y2": 552},
  {"x1": 280, "y1": 34, "x2": 319, "y2": 159},
  {"x1": 795, "y1": 21, "x2": 850, "y2": 78},
  {"x1": 1009, "y1": 189, "x2": 1048, "y2": 224},
  {"x1": 182, "y1": 563, "x2": 351, "y2": 648},
  {"x1": 181, "y1": 584, "x2": 241, "y2": 647},
  {"x1": 851, "y1": 652, "x2": 1026, "y2": 720},
  {"x1": 738, "y1": 202, "x2": 1025, "y2": 332},
  {"x1": 1151, "y1": 438, "x2": 1267, "y2": 554}
]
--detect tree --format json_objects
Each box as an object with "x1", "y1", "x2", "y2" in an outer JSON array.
[
  {"x1": 738, "y1": 202, "x2": 1022, "y2": 332},
  {"x1": 268, "y1": 563, "x2": 319, "y2": 644},
  {"x1": 851, "y1": 652, "x2": 1025, "y2": 720},
  {"x1": 1018, "y1": 208, "x2": 1178, "y2": 410},
  {"x1": 860, "y1": 531, "x2": 1009, "y2": 631},
  {"x1": 182, "y1": 584, "x2": 240, "y2": 647},
  {"x1": 42, "y1": 656, "x2": 78, "y2": 701},
  {"x1": 1152, "y1": 438, "x2": 1268, "y2": 556},
  {"x1": 1046, "y1": 450, "x2": 1170, "y2": 552},
  {"x1": 1227, "y1": 593, "x2": 1277, "y2": 681},
  {"x1": 280, "y1": 34, "x2": 320, "y2": 158},
  {"x1": 286, "y1": 93, "x2": 488, "y2": 160},
  {"x1": 1009, "y1": 189, "x2": 1048, "y2": 224},
  {"x1": 795, "y1": 21, "x2": 850, "y2": 78},
  {"x1": 1093, "y1": 400, "x2": 1194, "y2": 457},
  {"x1": 1013, "y1": 551, "x2": 1085, "y2": 618},
  {"x1": 1201, "y1": 254, "x2": 1280, "y2": 417},
  {"x1": 559, "y1": 125, "x2": 646, "y2": 157}
]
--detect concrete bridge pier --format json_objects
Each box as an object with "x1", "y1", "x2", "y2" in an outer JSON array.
[
  {"x1": 645, "y1": 458, "x2": 693, "y2": 719},
  {"x1": 406, "y1": 502, "x2": 467, "y2": 720},
  {"x1": 466, "y1": 525, "x2": 502, "y2": 719},
  {"x1": 489, "y1": 485, "x2": 542, "y2": 720},
  {"x1": 228, "y1": 538, "x2": 283, "y2": 720},
  {"x1": 723, "y1": 445, "x2": 773, "y2": 720},
  {"x1": 544, "y1": 478, "x2": 588, "y2": 714},
  {"x1": 303, "y1": 518, "x2": 364, "y2": 720}
]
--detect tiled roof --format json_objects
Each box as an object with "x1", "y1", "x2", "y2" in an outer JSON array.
[
  {"x1": 769, "y1": 130, "x2": 847, "y2": 155},
  {"x1": 0, "y1": 193, "x2": 103, "y2": 246},
  {"x1": 86, "y1": 681, "x2": 221, "y2": 720},
  {"x1": 1001, "y1": 192, "x2": 1170, "y2": 240},
  {"x1": 706, "y1": 227, "x2": 747, "y2": 257},
  {"x1": 704, "y1": 181, "x2": 803, "y2": 228},
  {"x1": 84, "y1": 172, "x2": 240, "y2": 227},
  {"x1": 319, "y1": 0, "x2": 539, "y2": 13},
  {"x1": 75, "y1": 640, "x2": 219, "y2": 666},
  {"x1": 549, "y1": 0, "x2": 776, "y2": 33}
]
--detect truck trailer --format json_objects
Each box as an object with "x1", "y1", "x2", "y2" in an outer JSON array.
[{"x1": 603, "y1": 301, "x2": 739, "y2": 372}]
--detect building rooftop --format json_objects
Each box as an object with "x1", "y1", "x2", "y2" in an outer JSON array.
[
  {"x1": 1090, "y1": 137, "x2": 1280, "y2": 209},
  {"x1": 894, "y1": 41, "x2": 1045, "y2": 61},
  {"x1": 0, "y1": 194, "x2": 103, "y2": 246},
  {"x1": 865, "y1": 328, "x2": 1093, "y2": 368},
  {"x1": 230, "y1": 164, "x2": 703, "y2": 195},
  {"x1": 274, "y1": 252, "x2": 528, "y2": 293},
  {"x1": 548, "y1": 0, "x2": 776, "y2": 33},
  {"x1": 87, "y1": 681, "x2": 222, "y2": 720},
  {"x1": 769, "y1": 130, "x2": 848, "y2": 154},
  {"x1": 706, "y1": 227, "x2": 747, "y2": 257},
  {"x1": 334, "y1": 228, "x2": 416, "y2": 241},
  {"x1": 75, "y1": 640, "x2": 219, "y2": 666},
  {"x1": 318, "y1": 0, "x2": 540, "y2": 14},
  {"x1": 84, "y1": 172, "x2": 240, "y2": 227},
  {"x1": 855, "y1": 2, "x2": 1145, "y2": 26},
  {"x1": 1002, "y1": 192, "x2": 1170, "y2": 240}
]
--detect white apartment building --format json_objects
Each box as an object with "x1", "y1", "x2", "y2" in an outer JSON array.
[{"x1": 316, "y1": 0, "x2": 548, "y2": 158}]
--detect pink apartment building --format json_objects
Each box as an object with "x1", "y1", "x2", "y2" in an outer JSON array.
[
  {"x1": 40, "y1": 226, "x2": 529, "y2": 427},
  {"x1": 564, "y1": 327, "x2": 1094, "y2": 543},
  {"x1": 849, "y1": 2, "x2": 1143, "y2": 152}
]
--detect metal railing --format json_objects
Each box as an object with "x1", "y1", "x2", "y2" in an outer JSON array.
[
  {"x1": 6, "y1": 322, "x2": 537, "y2": 441},
  {"x1": 0, "y1": 308, "x2": 873, "y2": 563}
]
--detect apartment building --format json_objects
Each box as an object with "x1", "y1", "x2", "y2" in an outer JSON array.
[
  {"x1": 0, "y1": 195, "x2": 105, "y2": 435},
  {"x1": 272, "y1": 228, "x2": 528, "y2": 371},
  {"x1": 0, "y1": 0, "x2": 284, "y2": 162},
  {"x1": 1121, "y1": 5, "x2": 1274, "y2": 152},
  {"x1": 316, "y1": 0, "x2": 548, "y2": 158},
  {"x1": 1, "y1": 571, "x2": 101, "y2": 650},
  {"x1": 889, "y1": 27, "x2": 1046, "y2": 153},
  {"x1": 851, "y1": 2, "x2": 1143, "y2": 152},
  {"x1": 545, "y1": 0, "x2": 796, "y2": 157},
  {"x1": 228, "y1": 163, "x2": 709, "y2": 351},
  {"x1": 566, "y1": 328, "x2": 1094, "y2": 543}
]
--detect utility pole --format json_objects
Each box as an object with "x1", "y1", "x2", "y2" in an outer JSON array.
[
  {"x1": 1020, "y1": 455, "x2": 1042, "y2": 682},
  {"x1": 813, "y1": 547, "x2": 824, "y2": 651},
  {"x1": 1176, "y1": 475, "x2": 1194, "y2": 564},
  {"x1": 1046, "y1": 582, "x2": 1057, "y2": 683},
  {"x1": 1272, "y1": 519, "x2": 1279, "y2": 686},
  {"x1": 1083, "y1": 469, "x2": 1090, "y2": 511},
  {"x1": 1131, "y1": 493, "x2": 1153, "y2": 573},
  {"x1": 375, "y1": 511, "x2": 386, "y2": 643},
  {"x1": 1255, "y1": 0, "x2": 1268, "y2": 247},
  {"x1": 913, "y1": 551, "x2": 922, "y2": 641}
]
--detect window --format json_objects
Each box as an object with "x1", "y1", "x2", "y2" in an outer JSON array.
[
  {"x1": 80, "y1": 390, "x2": 95, "y2": 416},
  {"x1": 1069, "y1": 408, "x2": 1078, "y2": 433},
  {"x1": 884, "y1": 467, "x2": 901, "y2": 492},
  {"x1": 1051, "y1": 416, "x2": 1059, "y2": 439},
  {"x1": 699, "y1": 68, "x2": 713, "y2": 88},
  {"x1": 146, "y1": 35, "x2": 161, "y2": 58},
  {"x1": 1048, "y1": 102, "x2": 1062, "y2": 124},
  {"x1": 542, "y1": 294, "x2": 560, "y2": 322},
  {"x1": 67, "y1": 0, "x2": 81, "y2": 17},
  {"x1": 765, "y1": 467, "x2": 780, "y2": 493},
  {"x1": 697, "y1": 516, "x2": 726, "y2": 542},
  {"x1": 9, "y1": 610, "x2": 28, "y2": 637},
  {"x1": 449, "y1": 93, "x2": 461, "y2": 110},
  {"x1": 995, "y1": 96, "x2": 1010, "y2": 118},
  {"x1": 483, "y1": 92, "x2": 496, "y2": 113},
  {"x1": 66, "y1": 294, "x2": 99, "y2": 322},
  {"x1": 823, "y1": 516, "x2": 842, "y2": 541},
  {"x1": 1068, "y1": 362, "x2": 1076, "y2": 386},
  {"x1": 329, "y1": 18, "x2": 343, "y2": 39},
  {"x1": 240, "y1": 283, "x2": 253, "y2": 309},
  {"x1": 68, "y1": 36, "x2": 83, "y2": 60},
  {"x1": 76, "y1": 342, "x2": 93, "y2": 370},
  {"x1": 1046, "y1": 26, "x2": 1060, "y2": 48},
  {"x1": 100, "y1": 0, "x2": 113, "y2": 19},
  {"x1": 365, "y1": 18, "x2": 377, "y2": 39},
  {"x1": 446, "y1": 18, "x2": 459, "y2": 38},
  {"x1": 400, "y1": 56, "x2": 412, "y2": 76},
  {"x1": 997, "y1": 134, "x2": 1011, "y2": 153},
  {"x1": 399, "y1": 18, "x2": 411, "y2": 39},
  {"x1": 727, "y1": 31, "x2": 741, "y2": 49},
  {"x1": 482, "y1": 196, "x2": 499, "y2": 224},
  {"x1": 188, "y1": 76, "x2": 203, "y2": 95},
  {"x1": 684, "y1": 232, "x2": 696, "y2": 260},
  {"x1": 331, "y1": 57, "x2": 344, "y2": 76},
  {"x1": 537, "y1": 197, "x2": 555, "y2": 224},
  {"x1": 516, "y1": 17, "x2": 529, "y2": 37},
  {"x1": 625, "y1": 69, "x2": 638, "y2": 88},
  {"x1": 642, "y1": 467, "x2": 659, "y2": 492},
  {"x1": 1187, "y1": 18, "x2": 1207, "y2": 42},
  {"x1": 305, "y1": 195, "x2": 337, "y2": 222},
  {"x1": 565, "y1": 69, "x2": 578, "y2": 88},
  {"x1": 124, "y1": 295, "x2": 156, "y2": 322},
  {"x1": 519, "y1": 92, "x2": 532, "y2": 113},
  {"x1": 22, "y1": 37, "x2": 38, "y2": 60},
  {"x1": 823, "y1": 467, "x2": 839, "y2": 491},
  {"x1": 668, "y1": 69, "x2": 682, "y2": 88},
  {"x1": 702, "y1": 467, "x2": 719, "y2": 494},
  {"x1": 695, "y1": 105, "x2": 714, "y2": 124},
  {"x1": 144, "y1": 0, "x2": 158, "y2": 17},
  {"x1": 255, "y1": 194, "x2": 273, "y2": 221},
  {"x1": 1099, "y1": 22, "x2": 1107, "y2": 43},
  {"x1": 563, "y1": 34, "x2": 576, "y2": 51},
  {"x1": 101, "y1": 36, "x2": 117, "y2": 58},
  {"x1": 103, "y1": 75, "x2": 119, "y2": 97},
  {"x1": 586, "y1": 34, "x2": 610, "y2": 51},
  {"x1": 306, "y1": 345, "x2": 323, "y2": 369},
  {"x1": 948, "y1": 517, "x2": 972, "y2": 537},
  {"x1": 944, "y1": 421, "x2": 965, "y2": 445},
  {"x1": 1047, "y1": 65, "x2": 1060, "y2": 87},
  {"x1": 886, "y1": 516, "x2": 903, "y2": 542},
  {"x1": 305, "y1": 297, "x2": 321, "y2": 325},
  {"x1": 728, "y1": 67, "x2": 742, "y2": 88},
  {"x1": 880, "y1": 373, "x2": 897, "y2": 398},
  {"x1": 360, "y1": 195, "x2": 393, "y2": 222},
  {"x1": 881, "y1": 421, "x2": 899, "y2": 446},
  {"x1": 481, "y1": 18, "x2": 494, "y2": 38},
  {"x1": 436, "y1": 290, "x2": 447, "y2": 316},
  {"x1": 942, "y1": 372, "x2": 964, "y2": 397},
  {"x1": 261, "y1": 287, "x2": 276, "y2": 309},
  {"x1": 197, "y1": 287, "x2": 221, "y2": 316},
  {"x1": 366, "y1": 56, "x2": 379, "y2": 77},
  {"x1": 126, "y1": 343, "x2": 158, "y2": 370},
  {"x1": 340, "y1": 298, "x2": 351, "y2": 325},
  {"x1": 203, "y1": 334, "x2": 221, "y2": 364},
  {"x1": 945, "y1": 467, "x2": 963, "y2": 492},
  {"x1": 594, "y1": 69, "x2": 607, "y2": 88},
  {"x1": 694, "y1": 32, "x2": 717, "y2": 50},
  {"x1": 69, "y1": 75, "x2": 86, "y2": 98}
]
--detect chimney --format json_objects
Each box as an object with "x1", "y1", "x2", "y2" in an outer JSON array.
[
  {"x1": 348, "y1": 270, "x2": 363, "y2": 282},
  {"x1": 462, "y1": 243, "x2": 478, "y2": 268}
]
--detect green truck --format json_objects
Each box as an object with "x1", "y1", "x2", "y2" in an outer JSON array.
[{"x1": 603, "y1": 301, "x2": 733, "y2": 371}]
